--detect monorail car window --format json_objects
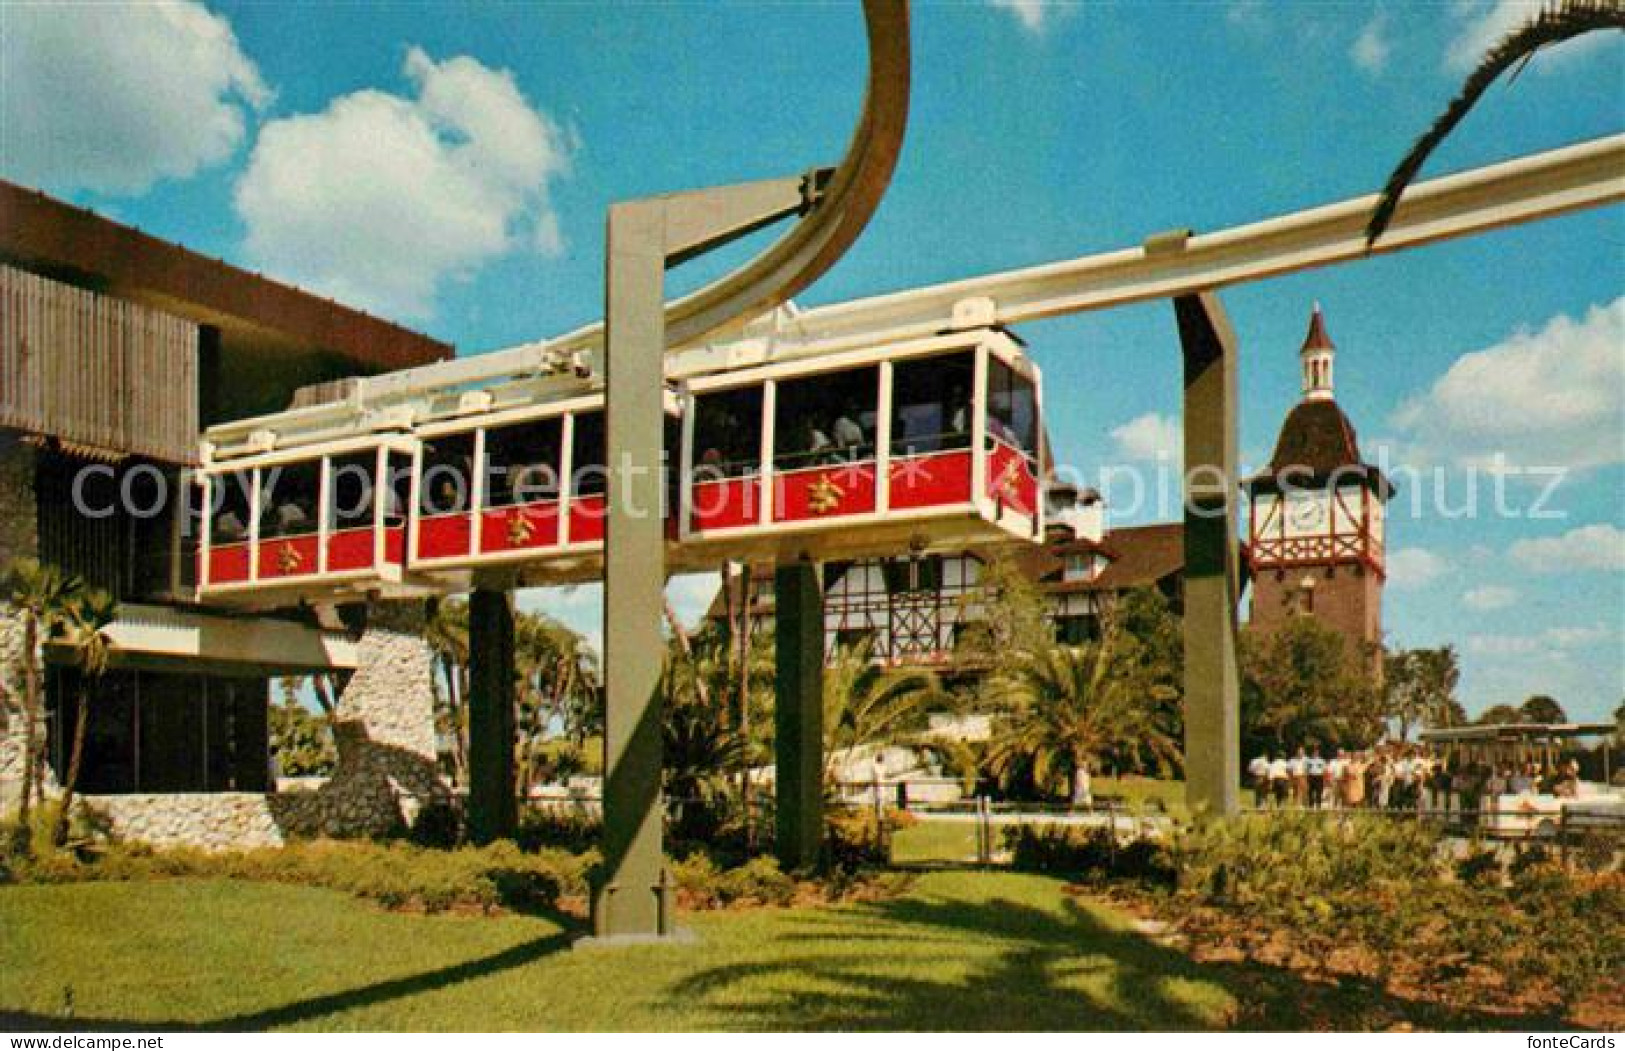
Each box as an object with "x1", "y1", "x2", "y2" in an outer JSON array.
[
  {"x1": 420, "y1": 433, "x2": 475, "y2": 515},
  {"x1": 987, "y1": 357, "x2": 1038, "y2": 458},
  {"x1": 485, "y1": 418, "x2": 562, "y2": 508},
  {"x1": 692, "y1": 386, "x2": 762, "y2": 480},
  {"x1": 210, "y1": 471, "x2": 253, "y2": 545},
  {"x1": 570, "y1": 412, "x2": 607, "y2": 497},
  {"x1": 773, "y1": 365, "x2": 878, "y2": 471},
  {"x1": 257, "y1": 460, "x2": 319, "y2": 539},
  {"x1": 329, "y1": 453, "x2": 378, "y2": 530},
  {"x1": 891, "y1": 351, "x2": 973, "y2": 456}
]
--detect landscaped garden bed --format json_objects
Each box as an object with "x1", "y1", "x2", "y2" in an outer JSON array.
[{"x1": 1002, "y1": 813, "x2": 1625, "y2": 1029}]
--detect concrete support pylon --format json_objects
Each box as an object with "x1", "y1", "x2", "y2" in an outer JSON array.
[
  {"x1": 594, "y1": 200, "x2": 673, "y2": 939},
  {"x1": 467, "y1": 587, "x2": 517, "y2": 844},
  {"x1": 774, "y1": 561, "x2": 825, "y2": 871},
  {"x1": 1176, "y1": 292, "x2": 1242, "y2": 818}
]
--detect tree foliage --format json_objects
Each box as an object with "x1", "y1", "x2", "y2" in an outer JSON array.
[
  {"x1": 51, "y1": 588, "x2": 118, "y2": 846},
  {"x1": 1383, "y1": 645, "x2": 1463, "y2": 739},
  {"x1": 4, "y1": 558, "x2": 83, "y2": 852},
  {"x1": 1366, "y1": 0, "x2": 1625, "y2": 247},
  {"x1": 954, "y1": 553, "x2": 1053, "y2": 689},
  {"x1": 1240, "y1": 618, "x2": 1382, "y2": 755},
  {"x1": 269, "y1": 698, "x2": 336, "y2": 777},
  {"x1": 1519, "y1": 693, "x2": 1569, "y2": 725},
  {"x1": 988, "y1": 627, "x2": 1181, "y2": 801},
  {"x1": 823, "y1": 637, "x2": 941, "y2": 768}
]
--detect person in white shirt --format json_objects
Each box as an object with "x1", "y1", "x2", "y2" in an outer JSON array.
[
  {"x1": 1289, "y1": 748, "x2": 1309, "y2": 808},
  {"x1": 831, "y1": 408, "x2": 865, "y2": 454},
  {"x1": 1306, "y1": 749, "x2": 1328, "y2": 809},
  {"x1": 1325, "y1": 751, "x2": 1348, "y2": 810},
  {"x1": 1268, "y1": 755, "x2": 1291, "y2": 809},
  {"x1": 1248, "y1": 754, "x2": 1271, "y2": 809}
]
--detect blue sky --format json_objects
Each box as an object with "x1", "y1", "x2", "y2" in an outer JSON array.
[{"x1": 3, "y1": 1, "x2": 1620, "y2": 720}]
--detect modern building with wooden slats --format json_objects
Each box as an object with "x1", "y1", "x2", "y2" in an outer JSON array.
[{"x1": 0, "y1": 180, "x2": 450, "y2": 811}]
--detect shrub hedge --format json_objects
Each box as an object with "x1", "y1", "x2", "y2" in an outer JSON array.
[{"x1": 6, "y1": 838, "x2": 592, "y2": 916}]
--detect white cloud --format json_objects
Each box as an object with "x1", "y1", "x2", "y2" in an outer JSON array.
[
  {"x1": 1110, "y1": 412, "x2": 1181, "y2": 463},
  {"x1": 1351, "y1": 13, "x2": 1392, "y2": 74},
  {"x1": 1446, "y1": 1, "x2": 1619, "y2": 72},
  {"x1": 234, "y1": 47, "x2": 572, "y2": 321},
  {"x1": 1509, "y1": 523, "x2": 1625, "y2": 574},
  {"x1": 1462, "y1": 584, "x2": 1517, "y2": 611},
  {"x1": 0, "y1": 1, "x2": 267, "y2": 194},
  {"x1": 1390, "y1": 299, "x2": 1625, "y2": 472},
  {"x1": 989, "y1": 0, "x2": 1064, "y2": 34},
  {"x1": 1465, "y1": 624, "x2": 1612, "y2": 657},
  {"x1": 1388, "y1": 547, "x2": 1450, "y2": 589}
]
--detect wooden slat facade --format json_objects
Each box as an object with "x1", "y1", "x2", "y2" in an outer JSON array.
[{"x1": 1, "y1": 264, "x2": 198, "y2": 464}]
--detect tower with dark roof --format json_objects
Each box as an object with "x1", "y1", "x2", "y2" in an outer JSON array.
[{"x1": 1244, "y1": 305, "x2": 1392, "y2": 659}]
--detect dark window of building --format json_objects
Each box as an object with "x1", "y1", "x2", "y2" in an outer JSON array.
[
  {"x1": 892, "y1": 351, "x2": 974, "y2": 456},
  {"x1": 47, "y1": 670, "x2": 269, "y2": 795},
  {"x1": 692, "y1": 386, "x2": 762, "y2": 480},
  {"x1": 34, "y1": 451, "x2": 158, "y2": 601},
  {"x1": 774, "y1": 365, "x2": 878, "y2": 471},
  {"x1": 1054, "y1": 615, "x2": 1097, "y2": 645},
  {"x1": 485, "y1": 419, "x2": 562, "y2": 507},
  {"x1": 883, "y1": 555, "x2": 942, "y2": 595}
]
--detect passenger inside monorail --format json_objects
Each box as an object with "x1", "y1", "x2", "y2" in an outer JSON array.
[
  {"x1": 773, "y1": 365, "x2": 878, "y2": 471},
  {"x1": 420, "y1": 433, "x2": 474, "y2": 515},
  {"x1": 260, "y1": 460, "x2": 318, "y2": 539},
  {"x1": 211, "y1": 471, "x2": 251, "y2": 544}
]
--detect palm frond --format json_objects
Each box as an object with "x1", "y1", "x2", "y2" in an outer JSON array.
[{"x1": 1366, "y1": 1, "x2": 1624, "y2": 248}]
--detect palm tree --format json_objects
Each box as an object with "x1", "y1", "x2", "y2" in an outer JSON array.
[
  {"x1": 424, "y1": 598, "x2": 470, "y2": 784},
  {"x1": 987, "y1": 634, "x2": 1179, "y2": 804},
  {"x1": 823, "y1": 638, "x2": 941, "y2": 776},
  {"x1": 51, "y1": 588, "x2": 118, "y2": 847},
  {"x1": 1367, "y1": 0, "x2": 1625, "y2": 247},
  {"x1": 659, "y1": 644, "x2": 747, "y2": 840},
  {"x1": 512, "y1": 610, "x2": 597, "y2": 792},
  {"x1": 5, "y1": 559, "x2": 82, "y2": 851}
]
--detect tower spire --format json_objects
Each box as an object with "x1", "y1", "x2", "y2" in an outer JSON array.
[{"x1": 1300, "y1": 302, "x2": 1335, "y2": 401}]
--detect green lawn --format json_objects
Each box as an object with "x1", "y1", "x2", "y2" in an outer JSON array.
[{"x1": 1, "y1": 871, "x2": 1244, "y2": 1031}]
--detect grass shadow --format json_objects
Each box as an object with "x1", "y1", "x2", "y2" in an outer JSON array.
[{"x1": 667, "y1": 874, "x2": 1574, "y2": 1031}]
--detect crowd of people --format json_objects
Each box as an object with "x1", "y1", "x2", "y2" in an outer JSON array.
[{"x1": 1246, "y1": 744, "x2": 1585, "y2": 812}]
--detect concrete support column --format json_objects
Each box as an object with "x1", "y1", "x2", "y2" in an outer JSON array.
[
  {"x1": 467, "y1": 588, "x2": 517, "y2": 844},
  {"x1": 594, "y1": 200, "x2": 671, "y2": 938},
  {"x1": 774, "y1": 561, "x2": 825, "y2": 871},
  {"x1": 1176, "y1": 292, "x2": 1241, "y2": 817}
]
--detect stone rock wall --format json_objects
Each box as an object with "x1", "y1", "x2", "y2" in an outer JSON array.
[
  {"x1": 0, "y1": 435, "x2": 38, "y2": 813},
  {"x1": 87, "y1": 793, "x2": 287, "y2": 851},
  {"x1": 269, "y1": 601, "x2": 450, "y2": 839}
]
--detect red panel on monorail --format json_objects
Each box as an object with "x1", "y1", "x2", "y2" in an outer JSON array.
[{"x1": 678, "y1": 328, "x2": 1043, "y2": 562}]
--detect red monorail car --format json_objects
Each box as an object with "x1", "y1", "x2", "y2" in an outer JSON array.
[
  {"x1": 193, "y1": 327, "x2": 1042, "y2": 607},
  {"x1": 195, "y1": 435, "x2": 417, "y2": 605},
  {"x1": 677, "y1": 328, "x2": 1042, "y2": 563}
]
